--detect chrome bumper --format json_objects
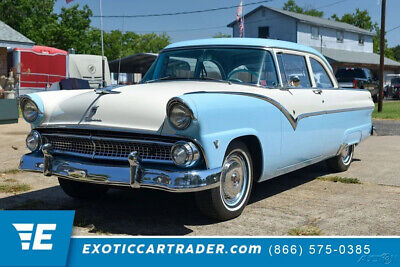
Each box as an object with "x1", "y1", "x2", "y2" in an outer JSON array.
[{"x1": 19, "y1": 145, "x2": 221, "y2": 193}]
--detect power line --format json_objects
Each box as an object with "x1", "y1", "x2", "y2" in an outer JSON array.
[
  {"x1": 387, "y1": 25, "x2": 400, "y2": 33},
  {"x1": 92, "y1": 0, "x2": 272, "y2": 18},
  {"x1": 316, "y1": 0, "x2": 349, "y2": 9}
]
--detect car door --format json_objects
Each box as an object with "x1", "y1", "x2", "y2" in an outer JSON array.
[{"x1": 275, "y1": 52, "x2": 326, "y2": 170}]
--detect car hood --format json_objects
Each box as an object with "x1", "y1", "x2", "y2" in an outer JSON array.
[{"x1": 34, "y1": 81, "x2": 236, "y2": 132}]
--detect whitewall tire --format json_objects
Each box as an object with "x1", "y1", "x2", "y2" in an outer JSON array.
[{"x1": 195, "y1": 141, "x2": 253, "y2": 220}]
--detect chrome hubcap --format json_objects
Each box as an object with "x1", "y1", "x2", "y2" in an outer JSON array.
[
  {"x1": 221, "y1": 152, "x2": 248, "y2": 207},
  {"x1": 341, "y1": 145, "x2": 352, "y2": 165}
]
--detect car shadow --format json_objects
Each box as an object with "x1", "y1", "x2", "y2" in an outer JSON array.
[{"x1": 0, "y1": 160, "x2": 347, "y2": 236}]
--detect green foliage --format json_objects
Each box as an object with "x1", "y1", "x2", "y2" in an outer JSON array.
[
  {"x1": 283, "y1": 0, "x2": 323, "y2": 17},
  {"x1": 86, "y1": 29, "x2": 170, "y2": 60},
  {"x1": 0, "y1": 0, "x2": 58, "y2": 45},
  {"x1": 331, "y1": 9, "x2": 375, "y2": 31},
  {"x1": 390, "y1": 45, "x2": 400, "y2": 62},
  {"x1": 316, "y1": 176, "x2": 361, "y2": 184},
  {"x1": 373, "y1": 102, "x2": 400, "y2": 120},
  {"x1": 0, "y1": 0, "x2": 170, "y2": 60},
  {"x1": 213, "y1": 32, "x2": 231, "y2": 38}
]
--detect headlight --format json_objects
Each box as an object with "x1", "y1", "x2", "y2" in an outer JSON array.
[
  {"x1": 21, "y1": 98, "x2": 39, "y2": 123},
  {"x1": 171, "y1": 141, "x2": 200, "y2": 167},
  {"x1": 26, "y1": 130, "x2": 41, "y2": 152},
  {"x1": 167, "y1": 100, "x2": 194, "y2": 130}
]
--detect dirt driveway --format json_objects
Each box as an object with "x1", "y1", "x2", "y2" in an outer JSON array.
[{"x1": 0, "y1": 121, "x2": 399, "y2": 236}]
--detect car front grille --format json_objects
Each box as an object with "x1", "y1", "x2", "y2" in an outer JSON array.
[{"x1": 41, "y1": 133, "x2": 174, "y2": 163}]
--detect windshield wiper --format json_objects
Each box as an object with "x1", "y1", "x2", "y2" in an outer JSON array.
[
  {"x1": 145, "y1": 76, "x2": 188, "y2": 83},
  {"x1": 196, "y1": 77, "x2": 231, "y2": 84}
]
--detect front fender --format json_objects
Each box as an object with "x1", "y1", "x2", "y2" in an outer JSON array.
[{"x1": 161, "y1": 92, "x2": 283, "y2": 176}]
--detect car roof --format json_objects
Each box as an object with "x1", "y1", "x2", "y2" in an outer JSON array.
[{"x1": 164, "y1": 38, "x2": 330, "y2": 68}]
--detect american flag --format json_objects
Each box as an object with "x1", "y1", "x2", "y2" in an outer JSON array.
[
  {"x1": 66, "y1": 0, "x2": 73, "y2": 3},
  {"x1": 236, "y1": 1, "x2": 244, "y2": 37}
]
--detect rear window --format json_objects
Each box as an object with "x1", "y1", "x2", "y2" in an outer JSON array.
[{"x1": 335, "y1": 68, "x2": 366, "y2": 82}]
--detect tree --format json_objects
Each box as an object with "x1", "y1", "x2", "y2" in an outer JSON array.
[
  {"x1": 213, "y1": 32, "x2": 231, "y2": 38},
  {"x1": 86, "y1": 29, "x2": 170, "y2": 60},
  {"x1": 0, "y1": 1, "x2": 171, "y2": 60},
  {"x1": 331, "y1": 9, "x2": 375, "y2": 31},
  {"x1": 53, "y1": 4, "x2": 93, "y2": 52},
  {"x1": 390, "y1": 45, "x2": 400, "y2": 62},
  {"x1": 283, "y1": 0, "x2": 323, "y2": 17},
  {"x1": 0, "y1": 0, "x2": 58, "y2": 45}
]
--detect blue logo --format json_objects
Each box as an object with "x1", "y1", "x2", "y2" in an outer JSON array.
[{"x1": 0, "y1": 210, "x2": 74, "y2": 267}]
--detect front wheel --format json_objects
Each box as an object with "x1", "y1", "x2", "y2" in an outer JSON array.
[
  {"x1": 195, "y1": 141, "x2": 253, "y2": 221},
  {"x1": 326, "y1": 144, "x2": 354, "y2": 172}
]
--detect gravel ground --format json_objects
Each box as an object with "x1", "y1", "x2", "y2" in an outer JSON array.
[{"x1": 0, "y1": 121, "x2": 399, "y2": 236}]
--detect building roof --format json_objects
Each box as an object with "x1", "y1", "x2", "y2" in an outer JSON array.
[
  {"x1": 227, "y1": 6, "x2": 375, "y2": 36},
  {"x1": 313, "y1": 47, "x2": 400, "y2": 67},
  {"x1": 0, "y1": 20, "x2": 34, "y2": 47}
]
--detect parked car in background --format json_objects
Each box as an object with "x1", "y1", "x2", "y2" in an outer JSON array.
[
  {"x1": 19, "y1": 38, "x2": 374, "y2": 220},
  {"x1": 335, "y1": 67, "x2": 379, "y2": 102}
]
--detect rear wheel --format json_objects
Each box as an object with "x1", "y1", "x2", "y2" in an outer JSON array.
[
  {"x1": 195, "y1": 141, "x2": 253, "y2": 221},
  {"x1": 326, "y1": 144, "x2": 354, "y2": 172},
  {"x1": 58, "y1": 178, "x2": 109, "y2": 199}
]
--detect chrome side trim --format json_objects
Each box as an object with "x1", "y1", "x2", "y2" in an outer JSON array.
[{"x1": 184, "y1": 91, "x2": 374, "y2": 130}]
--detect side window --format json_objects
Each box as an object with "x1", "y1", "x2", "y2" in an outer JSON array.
[
  {"x1": 310, "y1": 58, "x2": 333, "y2": 88},
  {"x1": 277, "y1": 53, "x2": 311, "y2": 88}
]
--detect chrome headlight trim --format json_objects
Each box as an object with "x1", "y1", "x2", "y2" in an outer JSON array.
[
  {"x1": 166, "y1": 98, "x2": 195, "y2": 130},
  {"x1": 20, "y1": 97, "x2": 40, "y2": 123},
  {"x1": 26, "y1": 130, "x2": 42, "y2": 152},
  {"x1": 171, "y1": 141, "x2": 200, "y2": 168}
]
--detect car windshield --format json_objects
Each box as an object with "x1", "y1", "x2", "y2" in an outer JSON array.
[
  {"x1": 141, "y1": 48, "x2": 279, "y2": 88},
  {"x1": 335, "y1": 68, "x2": 366, "y2": 82}
]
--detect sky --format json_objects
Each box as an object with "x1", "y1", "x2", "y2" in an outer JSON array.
[{"x1": 54, "y1": 0, "x2": 400, "y2": 47}]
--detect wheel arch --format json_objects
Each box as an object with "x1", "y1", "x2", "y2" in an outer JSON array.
[{"x1": 227, "y1": 135, "x2": 263, "y2": 183}]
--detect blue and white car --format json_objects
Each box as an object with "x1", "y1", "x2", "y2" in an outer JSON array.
[{"x1": 19, "y1": 38, "x2": 374, "y2": 220}]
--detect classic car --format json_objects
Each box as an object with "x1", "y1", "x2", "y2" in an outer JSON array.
[{"x1": 19, "y1": 38, "x2": 374, "y2": 220}]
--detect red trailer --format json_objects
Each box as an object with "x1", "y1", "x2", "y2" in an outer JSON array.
[{"x1": 13, "y1": 46, "x2": 68, "y2": 95}]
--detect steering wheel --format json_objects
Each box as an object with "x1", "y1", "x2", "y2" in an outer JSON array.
[{"x1": 227, "y1": 69, "x2": 260, "y2": 83}]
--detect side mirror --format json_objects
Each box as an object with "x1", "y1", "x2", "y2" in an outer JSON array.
[{"x1": 289, "y1": 76, "x2": 301, "y2": 87}]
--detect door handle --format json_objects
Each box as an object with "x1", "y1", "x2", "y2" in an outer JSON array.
[{"x1": 313, "y1": 89, "x2": 323, "y2": 94}]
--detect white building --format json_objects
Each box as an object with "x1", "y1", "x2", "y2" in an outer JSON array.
[{"x1": 227, "y1": 6, "x2": 400, "y2": 79}]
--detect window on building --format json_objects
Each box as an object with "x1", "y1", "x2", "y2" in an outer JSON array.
[
  {"x1": 336, "y1": 31, "x2": 344, "y2": 42},
  {"x1": 277, "y1": 53, "x2": 311, "y2": 88},
  {"x1": 261, "y1": 9, "x2": 266, "y2": 17},
  {"x1": 358, "y1": 35, "x2": 365, "y2": 45},
  {"x1": 258, "y1": 27, "x2": 269, "y2": 38},
  {"x1": 311, "y1": 26, "x2": 319, "y2": 39},
  {"x1": 310, "y1": 58, "x2": 333, "y2": 88}
]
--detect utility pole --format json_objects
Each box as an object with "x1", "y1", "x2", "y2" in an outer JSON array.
[{"x1": 378, "y1": 0, "x2": 386, "y2": 112}]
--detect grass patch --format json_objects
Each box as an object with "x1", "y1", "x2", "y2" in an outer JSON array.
[
  {"x1": 373, "y1": 102, "x2": 400, "y2": 120},
  {"x1": 1, "y1": 169, "x2": 21, "y2": 175},
  {"x1": 317, "y1": 176, "x2": 361, "y2": 184},
  {"x1": 0, "y1": 183, "x2": 31, "y2": 193},
  {"x1": 288, "y1": 225, "x2": 323, "y2": 236}
]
